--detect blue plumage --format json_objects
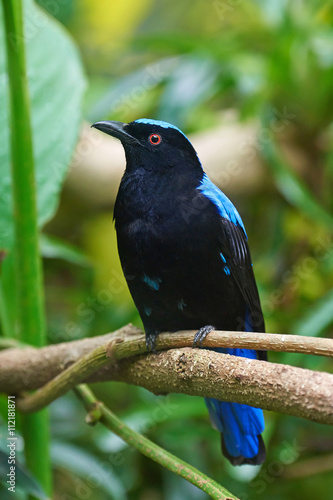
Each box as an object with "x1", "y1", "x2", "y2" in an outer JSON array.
[
  {"x1": 198, "y1": 173, "x2": 247, "y2": 234},
  {"x1": 198, "y1": 172, "x2": 265, "y2": 461},
  {"x1": 143, "y1": 305, "x2": 152, "y2": 317},
  {"x1": 205, "y1": 345, "x2": 265, "y2": 463},
  {"x1": 142, "y1": 274, "x2": 162, "y2": 291},
  {"x1": 135, "y1": 118, "x2": 191, "y2": 142},
  {"x1": 205, "y1": 397, "x2": 264, "y2": 460},
  {"x1": 92, "y1": 117, "x2": 267, "y2": 466}
]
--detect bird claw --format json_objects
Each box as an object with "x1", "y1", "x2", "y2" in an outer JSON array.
[
  {"x1": 193, "y1": 325, "x2": 215, "y2": 347},
  {"x1": 145, "y1": 332, "x2": 157, "y2": 353}
]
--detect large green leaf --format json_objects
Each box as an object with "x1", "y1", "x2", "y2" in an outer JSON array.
[
  {"x1": 0, "y1": 450, "x2": 48, "y2": 499},
  {"x1": 51, "y1": 442, "x2": 127, "y2": 500},
  {"x1": 293, "y1": 288, "x2": 333, "y2": 337},
  {"x1": 261, "y1": 112, "x2": 333, "y2": 231},
  {"x1": 40, "y1": 233, "x2": 90, "y2": 267},
  {"x1": 0, "y1": 0, "x2": 86, "y2": 250}
]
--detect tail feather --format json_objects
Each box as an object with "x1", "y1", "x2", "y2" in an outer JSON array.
[
  {"x1": 205, "y1": 346, "x2": 266, "y2": 466},
  {"x1": 205, "y1": 398, "x2": 265, "y2": 465},
  {"x1": 222, "y1": 433, "x2": 266, "y2": 466}
]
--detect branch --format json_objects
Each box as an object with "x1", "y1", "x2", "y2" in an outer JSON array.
[
  {"x1": 17, "y1": 343, "x2": 111, "y2": 412},
  {"x1": 113, "y1": 328, "x2": 333, "y2": 358},
  {"x1": 1, "y1": 325, "x2": 332, "y2": 424},
  {"x1": 0, "y1": 325, "x2": 138, "y2": 393},
  {"x1": 74, "y1": 384, "x2": 237, "y2": 500}
]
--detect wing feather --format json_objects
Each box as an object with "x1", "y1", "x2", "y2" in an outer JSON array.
[
  {"x1": 197, "y1": 173, "x2": 266, "y2": 358},
  {"x1": 220, "y1": 219, "x2": 266, "y2": 348}
]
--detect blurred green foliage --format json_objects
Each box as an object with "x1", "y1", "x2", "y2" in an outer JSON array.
[
  {"x1": 2, "y1": 0, "x2": 333, "y2": 498},
  {"x1": 0, "y1": 0, "x2": 85, "y2": 249},
  {"x1": 0, "y1": 0, "x2": 86, "y2": 342}
]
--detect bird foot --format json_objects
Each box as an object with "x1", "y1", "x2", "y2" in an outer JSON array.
[
  {"x1": 145, "y1": 332, "x2": 158, "y2": 353},
  {"x1": 193, "y1": 325, "x2": 215, "y2": 347}
]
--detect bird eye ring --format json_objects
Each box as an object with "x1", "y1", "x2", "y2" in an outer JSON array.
[{"x1": 149, "y1": 133, "x2": 162, "y2": 145}]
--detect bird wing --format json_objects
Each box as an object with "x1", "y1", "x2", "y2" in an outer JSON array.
[
  {"x1": 196, "y1": 174, "x2": 265, "y2": 336},
  {"x1": 219, "y1": 218, "x2": 265, "y2": 330}
]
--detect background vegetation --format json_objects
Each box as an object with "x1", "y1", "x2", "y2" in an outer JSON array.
[{"x1": 0, "y1": 0, "x2": 332, "y2": 499}]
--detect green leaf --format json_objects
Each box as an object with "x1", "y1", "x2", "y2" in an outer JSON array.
[
  {"x1": 293, "y1": 288, "x2": 333, "y2": 337},
  {"x1": 51, "y1": 442, "x2": 127, "y2": 500},
  {"x1": 157, "y1": 56, "x2": 219, "y2": 126},
  {"x1": 40, "y1": 234, "x2": 90, "y2": 267},
  {"x1": 87, "y1": 56, "x2": 176, "y2": 123},
  {"x1": 0, "y1": 450, "x2": 48, "y2": 499},
  {"x1": 0, "y1": 0, "x2": 86, "y2": 250},
  {"x1": 261, "y1": 114, "x2": 333, "y2": 231}
]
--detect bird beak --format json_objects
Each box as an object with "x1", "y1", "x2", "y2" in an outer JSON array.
[{"x1": 91, "y1": 120, "x2": 138, "y2": 145}]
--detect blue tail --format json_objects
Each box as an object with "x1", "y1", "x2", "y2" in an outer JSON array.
[{"x1": 205, "y1": 348, "x2": 265, "y2": 465}]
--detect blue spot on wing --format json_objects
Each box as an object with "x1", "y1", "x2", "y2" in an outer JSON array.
[
  {"x1": 220, "y1": 252, "x2": 231, "y2": 276},
  {"x1": 134, "y1": 118, "x2": 190, "y2": 142},
  {"x1": 143, "y1": 305, "x2": 152, "y2": 317},
  {"x1": 177, "y1": 298, "x2": 187, "y2": 310},
  {"x1": 197, "y1": 174, "x2": 247, "y2": 236},
  {"x1": 142, "y1": 274, "x2": 162, "y2": 291}
]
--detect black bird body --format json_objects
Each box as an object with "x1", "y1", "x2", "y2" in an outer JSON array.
[
  {"x1": 93, "y1": 118, "x2": 266, "y2": 465},
  {"x1": 115, "y1": 167, "x2": 246, "y2": 337}
]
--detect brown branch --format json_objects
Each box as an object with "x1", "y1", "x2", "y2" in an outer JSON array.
[
  {"x1": 0, "y1": 325, "x2": 332, "y2": 425},
  {"x1": 1, "y1": 325, "x2": 332, "y2": 394},
  {"x1": 0, "y1": 325, "x2": 140, "y2": 393},
  {"x1": 17, "y1": 343, "x2": 111, "y2": 413},
  {"x1": 114, "y1": 328, "x2": 333, "y2": 358}
]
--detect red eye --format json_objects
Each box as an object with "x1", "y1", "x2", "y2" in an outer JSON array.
[{"x1": 149, "y1": 133, "x2": 162, "y2": 145}]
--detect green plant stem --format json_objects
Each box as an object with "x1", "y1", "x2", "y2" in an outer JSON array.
[
  {"x1": 75, "y1": 384, "x2": 238, "y2": 500},
  {"x1": 0, "y1": 337, "x2": 26, "y2": 350},
  {"x1": 2, "y1": 0, "x2": 46, "y2": 344},
  {"x1": 18, "y1": 343, "x2": 110, "y2": 412},
  {"x1": 0, "y1": 283, "x2": 13, "y2": 337},
  {"x1": 0, "y1": 251, "x2": 15, "y2": 337},
  {"x1": 1, "y1": 0, "x2": 51, "y2": 496}
]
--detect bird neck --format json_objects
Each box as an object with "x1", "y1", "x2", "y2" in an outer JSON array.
[{"x1": 114, "y1": 166, "x2": 204, "y2": 225}]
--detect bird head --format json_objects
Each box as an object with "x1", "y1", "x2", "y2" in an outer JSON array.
[{"x1": 91, "y1": 118, "x2": 203, "y2": 175}]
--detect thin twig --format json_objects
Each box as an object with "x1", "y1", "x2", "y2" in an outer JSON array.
[
  {"x1": 113, "y1": 329, "x2": 333, "y2": 359},
  {"x1": 74, "y1": 384, "x2": 238, "y2": 500}
]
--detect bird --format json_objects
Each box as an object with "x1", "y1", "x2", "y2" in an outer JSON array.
[{"x1": 92, "y1": 117, "x2": 266, "y2": 466}]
